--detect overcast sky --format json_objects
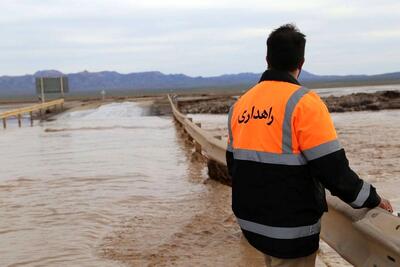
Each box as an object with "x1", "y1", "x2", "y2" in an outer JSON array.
[{"x1": 1, "y1": 0, "x2": 399, "y2": 76}]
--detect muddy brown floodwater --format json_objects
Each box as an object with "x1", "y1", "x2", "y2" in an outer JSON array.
[
  {"x1": 1, "y1": 100, "x2": 399, "y2": 267},
  {"x1": 0, "y1": 101, "x2": 264, "y2": 267}
]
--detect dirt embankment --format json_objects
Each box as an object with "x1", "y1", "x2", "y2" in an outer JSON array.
[
  {"x1": 323, "y1": 91, "x2": 399, "y2": 112},
  {"x1": 178, "y1": 97, "x2": 236, "y2": 114},
  {"x1": 178, "y1": 90, "x2": 400, "y2": 114}
]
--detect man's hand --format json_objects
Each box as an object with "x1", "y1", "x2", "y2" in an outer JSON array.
[{"x1": 378, "y1": 198, "x2": 393, "y2": 213}]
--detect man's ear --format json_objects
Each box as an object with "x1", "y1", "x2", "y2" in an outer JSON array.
[
  {"x1": 299, "y1": 58, "x2": 305, "y2": 70},
  {"x1": 298, "y1": 58, "x2": 305, "y2": 70},
  {"x1": 297, "y1": 58, "x2": 305, "y2": 79}
]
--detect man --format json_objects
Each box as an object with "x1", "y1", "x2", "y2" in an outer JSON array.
[{"x1": 226, "y1": 24, "x2": 393, "y2": 267}]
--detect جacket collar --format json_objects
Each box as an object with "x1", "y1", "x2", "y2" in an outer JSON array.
[{"x1": 258, "y1": 69, "x2": 301, "y2": 85}]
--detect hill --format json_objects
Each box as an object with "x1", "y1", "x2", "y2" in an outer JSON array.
[{"x1": 0, "y1": 69, "x2": 400, "y2": 97}]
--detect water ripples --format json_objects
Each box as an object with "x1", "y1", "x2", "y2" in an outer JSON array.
[{"x1": 0, "y1": 101, "x2": 205, "y2": 266}]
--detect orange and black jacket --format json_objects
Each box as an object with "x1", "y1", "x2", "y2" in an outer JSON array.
[{"x1": 226, "y1": 70, "x2": 381, "y2": 259}]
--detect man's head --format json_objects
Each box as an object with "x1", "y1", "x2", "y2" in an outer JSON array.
[{"x1": 266, "y1": 24, "x2": 306, "y2": 76}]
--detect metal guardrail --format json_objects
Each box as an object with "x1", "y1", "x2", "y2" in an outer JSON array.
[
  {"x1": 168, "y1": 94, "x2": 400, "y2": 266},
  {"x1": 168, "y1": 95, "x2": 227, "y2": 165},
  {"x1": 0, "y1": 99, "x2": 64, "y2": 129}
]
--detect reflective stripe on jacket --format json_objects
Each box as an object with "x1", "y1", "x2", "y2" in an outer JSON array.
[{"x1": 227, "y1": 69, "x2": 381, "y2": 259}]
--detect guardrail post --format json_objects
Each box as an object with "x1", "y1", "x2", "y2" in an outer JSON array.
[
  {"x1": 2, "y1": 118, "x2": 6, "y2": 129},
  {"x1": 17, "y1": 114, "x2": 22, "y2": 127},
  {"x1": 195, "y1": 122, "x2": 201, "y2": 128},
  {"x1": 30, "y1": 111, "x2": 33, "y2": 126}
]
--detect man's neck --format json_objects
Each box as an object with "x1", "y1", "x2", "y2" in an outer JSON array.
[{"x1": 268, "y1": 68, "x2": 299, "y2": 79}]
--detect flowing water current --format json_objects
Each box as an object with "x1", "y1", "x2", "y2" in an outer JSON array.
[
  {"x1": 1, "y1": 87, "x2": 399, "y2": 266},
  {"x1": 0, "y1": 102, "x2": 219, "y2": 266}
]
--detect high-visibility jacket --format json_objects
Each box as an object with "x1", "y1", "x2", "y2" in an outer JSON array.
[{"x1": 226, "y1": 70, "x2": 381, "y2": 259}]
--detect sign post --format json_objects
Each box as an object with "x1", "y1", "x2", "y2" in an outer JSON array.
[
  {"x1": 40, "y1": 77, "x2": 45, "y2": 103},
  {"x1": 60, "y1": 76, "x2": 64, "y2": 98}
]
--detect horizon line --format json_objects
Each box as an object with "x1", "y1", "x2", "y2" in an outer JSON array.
[{"x1": 1, "y1": 69, "x2": 400, "y2": 78}]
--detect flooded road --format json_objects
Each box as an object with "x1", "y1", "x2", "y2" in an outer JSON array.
[
  {"x1": 0, "y1": 102, "x2": 205, "y2": 266},
  {"x1": 0, "y1": 101, "x2": 266, "y2": 266},
  {"x1": 1, "y1": 99, "x2": 399, "y2": 266},
  {"x1": 314, "y1": 84, "x2": 399, "y2": 97}
]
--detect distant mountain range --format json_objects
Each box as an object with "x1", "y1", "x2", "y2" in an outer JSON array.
[{"x1": 1, "y1": 69, "x2": 400, "y2": 97}]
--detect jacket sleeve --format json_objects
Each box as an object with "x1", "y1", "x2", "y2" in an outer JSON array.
[
  {"x1": 294, "y1": 91, "x2": 381, "y2": 209},
  {"x1": 307, "y1": 149, "x2": 381, "y2": 208}
]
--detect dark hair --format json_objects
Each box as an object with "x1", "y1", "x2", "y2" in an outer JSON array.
[{"x1": 267, "y1": 24, "x2": 306, "y2": 72}]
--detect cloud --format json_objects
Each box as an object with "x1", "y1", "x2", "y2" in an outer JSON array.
[
  {"x1": 363, "y1": 30, "x2": 400, "y2": 40},
  {"x1": 0, "y1": 0, "x2": 399, "y2": 76}
]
